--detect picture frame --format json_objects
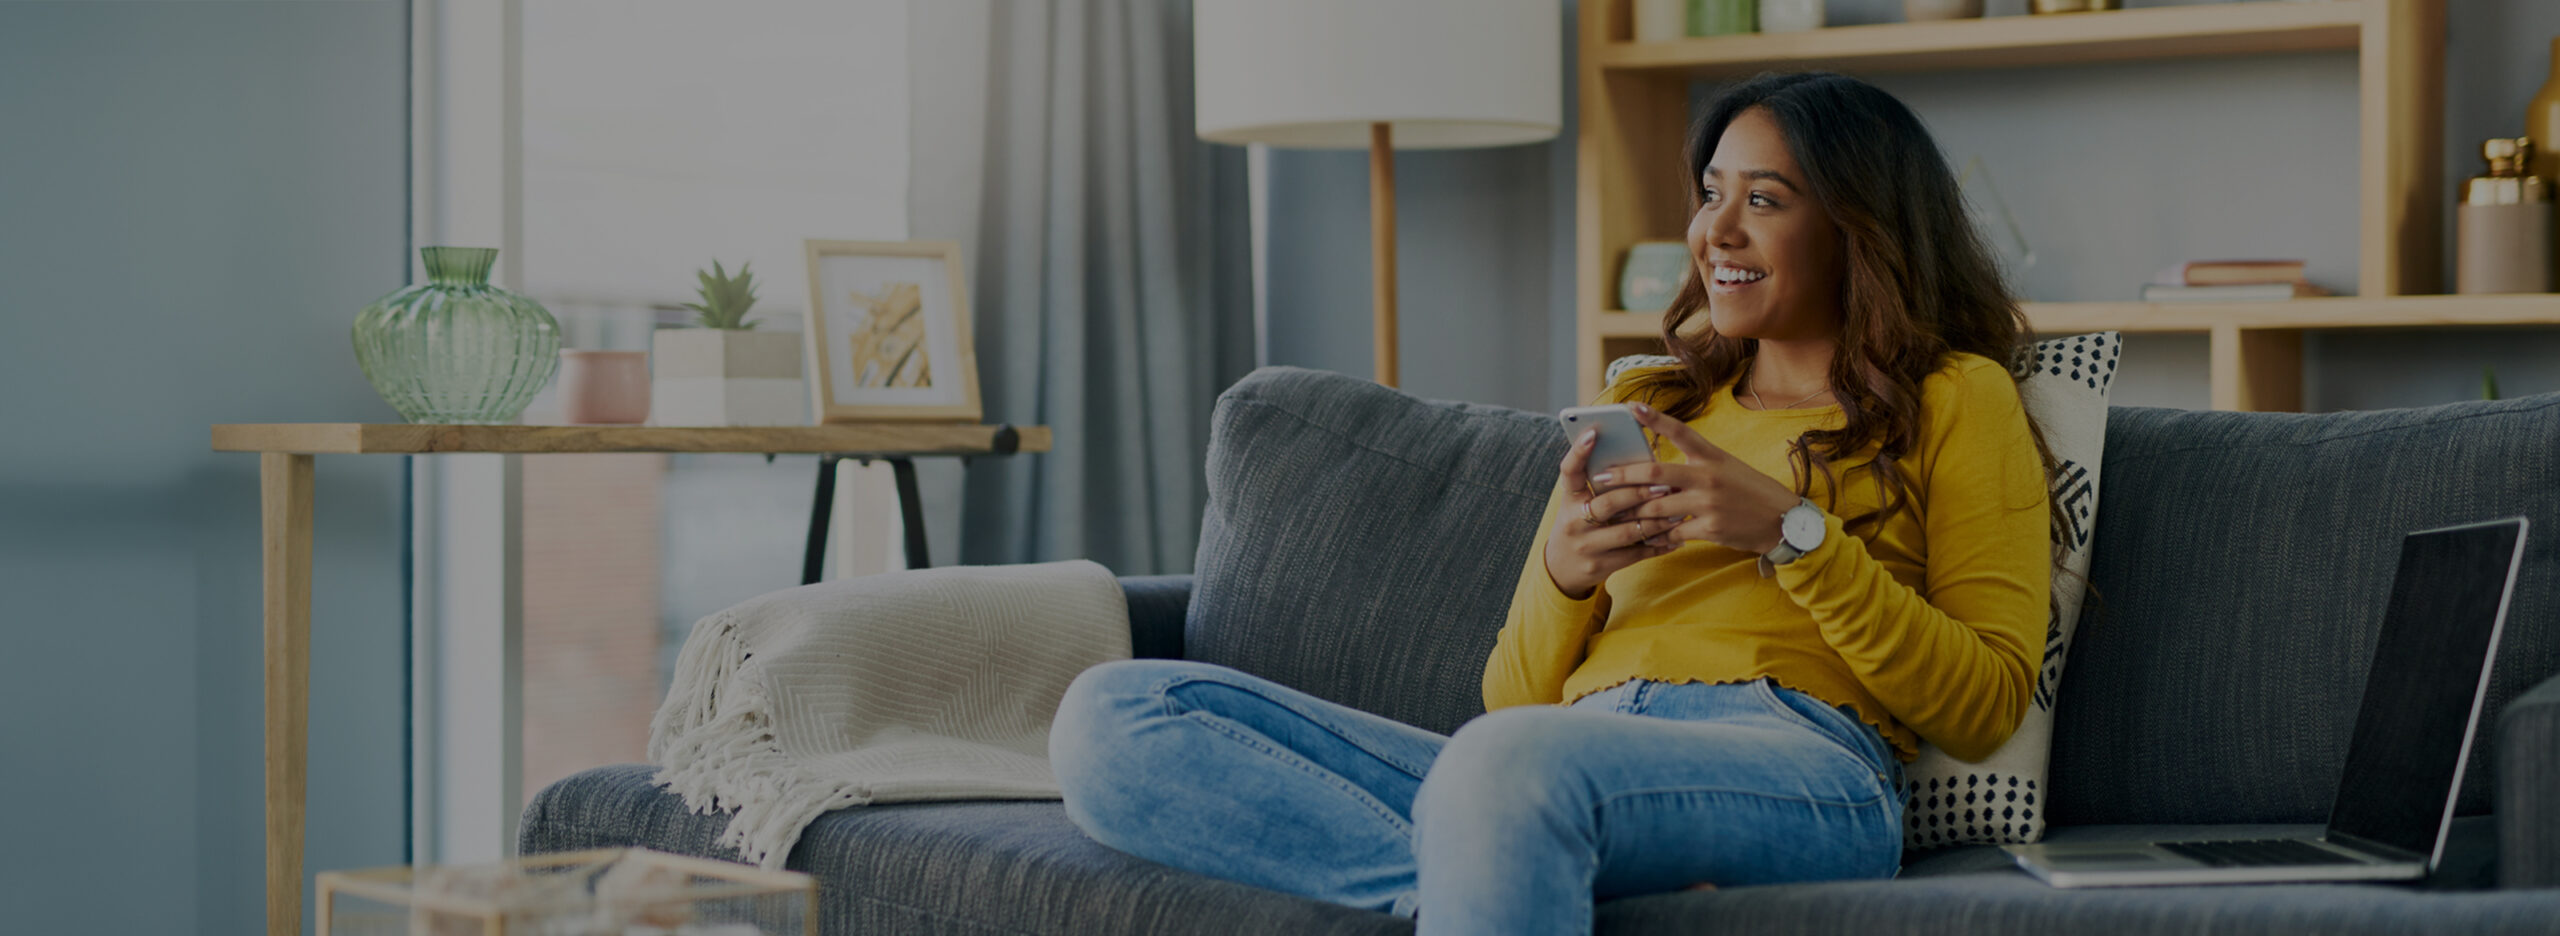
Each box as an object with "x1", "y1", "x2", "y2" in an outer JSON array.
[{"x1": 802, "y1": 238, "x2": 983, "y2": 423}]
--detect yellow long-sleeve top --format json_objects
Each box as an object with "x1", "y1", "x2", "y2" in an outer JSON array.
[{"x1": 1485, "y1": 351, "x2": 2051, "y2": 764}]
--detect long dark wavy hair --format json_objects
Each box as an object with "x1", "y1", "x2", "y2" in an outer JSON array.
[{"x1": 1620, "y1": 71, "x2": 2076, "y2": 595}]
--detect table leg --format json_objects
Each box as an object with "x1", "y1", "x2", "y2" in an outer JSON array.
[
  {"x1": 803, "y1": 455, "x2": 840, "y2": 585},
  {"x1": 802, "y1": 455, "x2": 933, "y2": 582},
  {"x1": 889, "y1": 457, "x2": 929, "y2": 569},
  {"x1": 262, "y1": 453, "x2": 313, "y2": 936}
]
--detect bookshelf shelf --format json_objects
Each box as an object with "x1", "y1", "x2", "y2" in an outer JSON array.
[
  {"x1": 1595, "y1": 295, "x2": 2560, "y2": 410},
  {"x1": 1574, "y1": 0, "x2": 2453, "y2": 411},
  {"x1": 1594, "y1": 0, "x2": 2364, "y2": 79},
  {"x1": 2019, "y1": 295, "x2": 2560, "y2": 333},
  {"x1": 1597, "y1": 296, "x2": 2560, "y2": 340}
]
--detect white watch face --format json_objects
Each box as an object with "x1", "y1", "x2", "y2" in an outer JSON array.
[{"x1": 1782, "y1": 504, "x2": 1825, "y2": 551}]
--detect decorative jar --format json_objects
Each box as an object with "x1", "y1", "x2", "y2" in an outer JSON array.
[
  {"x1": 1618, "y1": 241, "x2": 1692, "y2": 314},
  {"x1": 352, "y1": 246, "x2": 560, "y2": 424},
  {"x1": 1634, "y1": 0, "x2": 1686, "y2": 41},
  {"x1": 1759, "y1": 0, "x2": 1824, "y2": 33},
  {"x1": 2528, "y1": 38, "x2": 2560, "y2": 273},
  {"x1": 1689, "y1": 0, "x2": 1756, "y2": 36},
  {"x1": 558, "y1": 350, "x2": 653, "y2": 424}
]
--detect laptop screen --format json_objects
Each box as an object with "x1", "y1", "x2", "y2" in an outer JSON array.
[{"x1": 2325, "y1": 519, "x2": 2526, "y2": 859}]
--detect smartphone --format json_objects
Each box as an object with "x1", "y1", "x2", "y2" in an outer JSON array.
[{"x1": 1557, "y1": 404, "x2": 1656, "y2": 492}]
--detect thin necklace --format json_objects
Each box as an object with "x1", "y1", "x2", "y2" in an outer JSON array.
[{"x1": 1746, "y1": 364, "x2": 1831, "y2": 410}]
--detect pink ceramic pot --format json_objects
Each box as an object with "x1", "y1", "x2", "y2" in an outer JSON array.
[{"x1": 558, "y1": 350, "x2": 651, "y2": 424}]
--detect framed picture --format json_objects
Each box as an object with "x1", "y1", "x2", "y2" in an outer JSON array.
[{"x1": 802, "y1": 239, "x2": 983, "y2": 423}]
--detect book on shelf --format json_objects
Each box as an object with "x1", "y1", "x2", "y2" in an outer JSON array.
[
  {"x1": 2151, "y1": 259, "x2": 2309, "y2": 287},
  {"x1": 2139, "y1": 281, "x2": 2332, "y2": 302}
]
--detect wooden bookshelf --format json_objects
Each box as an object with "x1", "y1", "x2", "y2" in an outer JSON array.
[
  {"x1": 1593, "y1": 0, "x2": 2363, "y2": 78},
  {"x1": 1572, "y1": 0, "x2": 2504, "y2": 411}
]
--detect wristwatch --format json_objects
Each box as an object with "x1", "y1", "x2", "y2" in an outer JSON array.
[{"x1": 1757, "y1": 497, "x2": 1827, "y2": 578}]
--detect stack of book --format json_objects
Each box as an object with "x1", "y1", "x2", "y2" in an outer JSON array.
[{"x1": 2141, "y1": 259, "x2": 2331, "y2": 301}]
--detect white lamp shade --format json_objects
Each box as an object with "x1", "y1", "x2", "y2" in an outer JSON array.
[{"x1": 1194, "y1": 0, "x2": 1561, "y2": 150}]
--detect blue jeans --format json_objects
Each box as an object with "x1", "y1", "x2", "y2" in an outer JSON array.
[{"x1": 1049, "y1": 659, "x2": 1906, "y2": 935}]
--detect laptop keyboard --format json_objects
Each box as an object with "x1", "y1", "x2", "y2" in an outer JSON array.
[{"x1": 2155, "y1": 838, "x2": 2363, "y2": 868}]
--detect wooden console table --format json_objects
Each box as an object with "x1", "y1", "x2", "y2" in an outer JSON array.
[{"x1": 211, "y1": 422, "x2": 1051, "y2": 936}]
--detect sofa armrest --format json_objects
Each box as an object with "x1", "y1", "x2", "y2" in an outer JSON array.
[
  {"x1": 2501, "y1": 668, "x2": 2560, "y2": 888},
  {"x1": 1119, "y1": 574, "x2": 1192, "y2": 661}
]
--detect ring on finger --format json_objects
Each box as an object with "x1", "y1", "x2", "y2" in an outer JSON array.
[{"x1": 1583, "y1": 503, "x2": 1602, "y2": 525}]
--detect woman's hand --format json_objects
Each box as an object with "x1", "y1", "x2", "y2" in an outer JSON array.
[
  {"x1": 1544, "y1": 426, "x2": 1682, "y2": 600},
  {"x1": 1607, "y1": 401, "x2": 1802, "y2": 554}
]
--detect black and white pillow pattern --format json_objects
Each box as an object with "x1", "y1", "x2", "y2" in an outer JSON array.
[
  {"x1": 1902, "y1": 331, "x2": 2115, "y2": 850},
  {"x1": 1603, "y1": 332, "x2": 2119, "y2": 851},
  {"x1": 1603, "y1": 352, "x2": 1683, "y2": 390}
]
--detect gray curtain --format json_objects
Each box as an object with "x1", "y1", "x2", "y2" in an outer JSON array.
[{"x1": 957, "y1": 0, "x2": 1256, "y2": 574}]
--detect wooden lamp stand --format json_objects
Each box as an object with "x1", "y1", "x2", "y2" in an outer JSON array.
[{"x1": 1370, "y1": 123, "x2": 1399, "y2": 388}]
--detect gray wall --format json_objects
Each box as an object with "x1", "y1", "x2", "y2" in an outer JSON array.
[
  {"x1": 1262, "y1": 0, "x2": 1582, "y2": 415},
  {"x1": 1265, "y1": 144, "x2": 1577, "y2": 414},
  {"x1": 902, "y1": 0, "x2": 996, "y2": 569},
  {"x1": 0, "y1": 3, "x2": 410, "y2": 934},
  {"x1": 1264, "y1": 0, "x2": 2560, "y2": 414}
]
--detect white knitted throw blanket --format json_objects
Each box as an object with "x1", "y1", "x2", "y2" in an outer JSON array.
[{"x1": 647, "y1": 559, "x2": 1132, "y2": 869}]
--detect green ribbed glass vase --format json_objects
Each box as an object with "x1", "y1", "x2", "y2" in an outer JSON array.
[{"x1": 353, "y1": 247, "x2": 560, "y2": 424}]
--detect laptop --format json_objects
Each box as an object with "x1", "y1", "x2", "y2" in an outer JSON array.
[{"x1": 2003, "y1": 516, "x2": 2529, "y2": 888}]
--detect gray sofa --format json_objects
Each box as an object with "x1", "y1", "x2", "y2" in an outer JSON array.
[{"x1": 524, "y1": 364, "x2": 2560, "y2": 934}]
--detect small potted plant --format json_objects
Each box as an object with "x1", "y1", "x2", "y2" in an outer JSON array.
[{"x1": 650, "y1": 260, "x2": 807, "y2": 426}]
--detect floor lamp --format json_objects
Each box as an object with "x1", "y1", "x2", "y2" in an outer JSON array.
[{"x1": 1194, "y1": 0, "x2": 1560, "y2": 389}]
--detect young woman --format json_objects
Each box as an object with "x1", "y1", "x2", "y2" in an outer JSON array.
[{"x1": 1048, "y1": 71, "x2": 2065, "y2": 934}]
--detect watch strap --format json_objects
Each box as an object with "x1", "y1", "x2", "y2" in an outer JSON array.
[{"x1": 1758, "y1": 498, "x2": 1820, "y2": 578}]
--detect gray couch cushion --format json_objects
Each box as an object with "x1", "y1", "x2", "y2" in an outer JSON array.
[
  {"x1": 527, "y1": 767, "x2": 2545, "y2": 936},
  {"x1": 523, "y1": 765, "x2": 1405, "y2": 936},
  {"x1": 1892, "y1": 818, "x2": 2499, "y2": 887},
  {"x1": 1120, "y1": 574, "x2": 1193, "y2": 661},
  {"x1": 2056, "y1": 395, "x2": 2560, "y2": 828},
  {"x1": 2501, "y1": 670, "x2": 2560, "y2": 887},
  {"x1": 1597, "y1": 816, "x2": 2548, "y2": 936},
  {"x1": 1186, "y1": 366, "x2": 1567, "y2": 735}
]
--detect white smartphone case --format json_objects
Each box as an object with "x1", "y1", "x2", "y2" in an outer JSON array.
[{"x1": 1557, "y1": 404, "x2": 1656, "y2": 489}]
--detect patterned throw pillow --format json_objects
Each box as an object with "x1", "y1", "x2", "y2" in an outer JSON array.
[{"x1": 1604, "y1": 332, "x2": 2119, "y2": 850}]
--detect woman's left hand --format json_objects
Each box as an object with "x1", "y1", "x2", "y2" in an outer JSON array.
[{"x1": 1592, "y1": 401, "x2": 1803, "y2": 554}]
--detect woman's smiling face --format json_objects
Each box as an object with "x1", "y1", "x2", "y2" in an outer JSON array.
[{"x1": 1685, "y1": 107, "x2": 1845, "y2": 342}]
